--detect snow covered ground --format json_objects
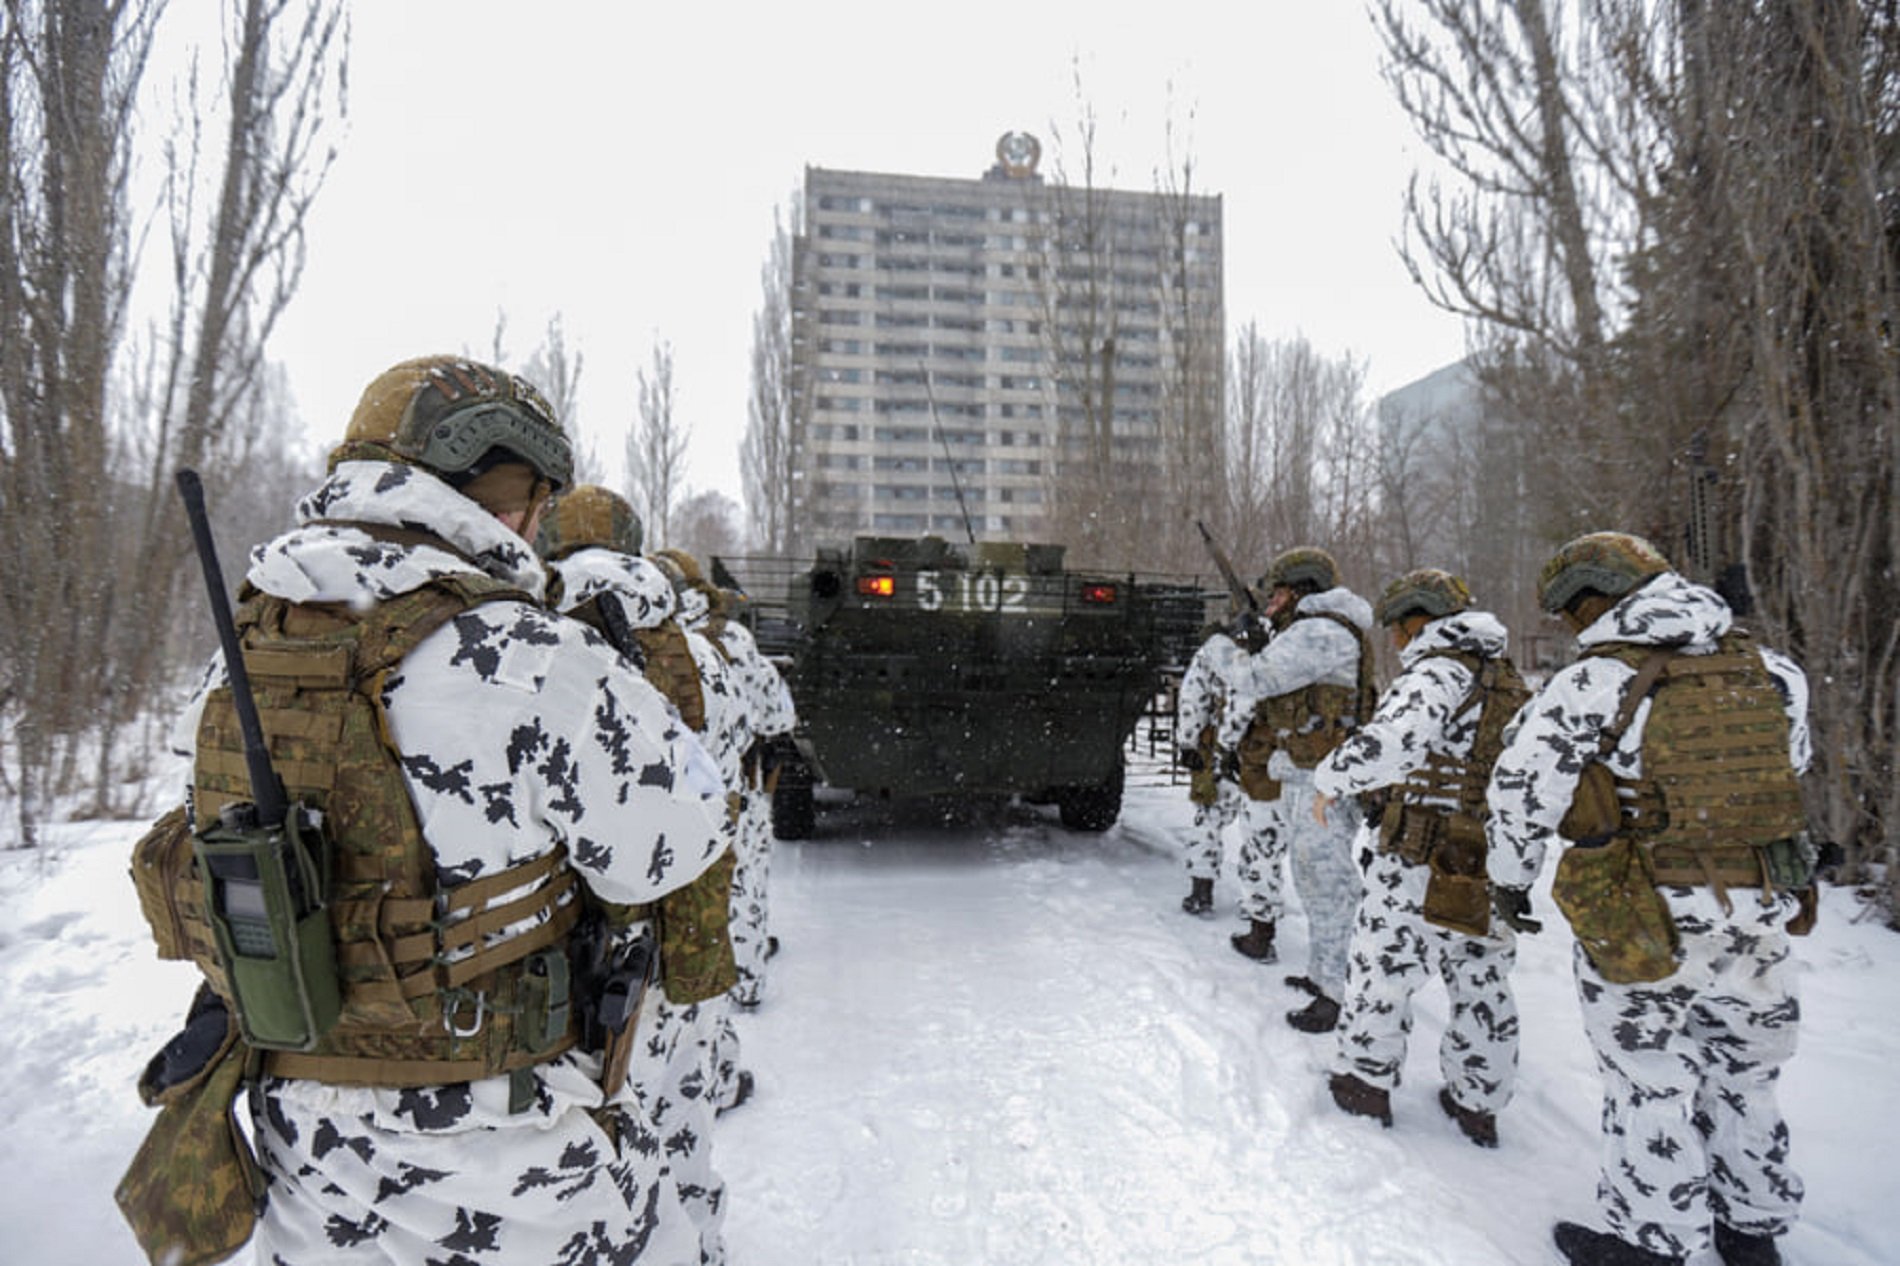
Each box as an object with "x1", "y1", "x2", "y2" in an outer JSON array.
[{"x1": 3, "y1": 763, "x2": 1897, "y2": 1265}]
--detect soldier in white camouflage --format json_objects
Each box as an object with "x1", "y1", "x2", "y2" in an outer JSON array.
[
  {"x1": 165, "y1": 358, "x2": 730, "y2": 1266},
  {"x1": 540, "y1": 487, "x2": 750, "y2": 1266},
  {"x1": 1217, "y1": 548, "x2": 1374, "y2": 1033},
  {"x1": 1173, "y1": 612, "x2": 1257, "y2": 915},
  {"x1": 1487, "y1": 532, "x2": 1814, "y2": 1266},
  {"x1": 1310, "y1": 568, "x2": 1527, "y2": 1147}
]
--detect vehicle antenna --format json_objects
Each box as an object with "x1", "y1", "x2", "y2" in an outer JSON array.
[{"x1": 920, "y1": 361, "x2": 978, "y2": 546}]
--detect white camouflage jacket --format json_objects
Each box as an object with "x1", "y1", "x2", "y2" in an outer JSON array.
[
  {"x1": 550, "y1": 548, "x2": 750, "y2": 792},
  {"x1": 1484, "y1": 572, "x2": 1810, "y2": 908},
  {"x1": 173, "y1": 460, "x2": 729, "y2": 1131},
  {"x1": 1177, "y1": 629, "x2": 1249, "y2": 750},
  {"x1": 1218, "y1": 586, "x2": 1376, "y2": 780},
  {"x1": 680, "y1": 589, "x2": 796, "y2": 744},
  {"x1": 1313, "y1": 610, "x2": 1512, "y2": 808}
]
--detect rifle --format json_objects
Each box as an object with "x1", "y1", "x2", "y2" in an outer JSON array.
[
  {"x1": 176, "y1": 469, "x2": 342, "y2": 1052},
  {"x1": 1195, "y1": 520, "x2": 1259, "y2": 616}
]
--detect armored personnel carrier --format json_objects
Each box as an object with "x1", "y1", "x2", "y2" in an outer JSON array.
[{"x1": 736, "y1": 535, "x2": 1208, "y2": 838}]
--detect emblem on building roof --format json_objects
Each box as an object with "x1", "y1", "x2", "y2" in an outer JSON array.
[{"x1": 995, "y1": 131, "x2": 1042, "y2": 178}]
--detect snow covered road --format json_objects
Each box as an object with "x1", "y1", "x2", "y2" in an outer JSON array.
[{"x1": 3, "y1": 774, "x2": 1896, "y2": 1264}]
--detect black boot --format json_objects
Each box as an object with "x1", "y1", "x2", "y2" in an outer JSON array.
[
  {"x1": 1328, "y1": 1072, "x2": 1392, "y2": 1127},
  {"x1": 1552, "y1": 1222, "x2": 1684, "y2": 1266},
  {"x1": 1287, "y1": 993, "x2": 1340, "y2": 1033},
  {"x1": 1181, "y1": 876, "x2": 1214, "y2": 916},
  {"x1": 1713, "y1": 1223, "x2": 1782, "y2": 1266},
  {"x1": 1229, "y1": 918, "x2": 1277, "y2": 962},
  {"x1": 1437, "y1": 1086, "x2": 1498, "y2": 1148}
]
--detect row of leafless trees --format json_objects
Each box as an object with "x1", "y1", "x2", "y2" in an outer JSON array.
[
  {"x1": 2, "y1": 0, "x2": 347, "y2": 845},
  {"x1": 1373, "y1": 0, "x2": 1898, "y2": 920}
]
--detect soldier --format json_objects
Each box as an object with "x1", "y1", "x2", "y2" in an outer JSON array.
[
  {"x1": 161, "y1": 357, "x2": 731, "y2": 1264},
  {"x1": 1217, "y1": 547, "x2": 1374, "y2": 1033},
  {"x1": 1309, "y1": 569, "x2": 1530, "y2": 1146},
  {"x1": 1487, "y1": 533, "x2": 1814, "y2": 1266},
  {"x1": 538, "y1": 486, "x2": 749, "y2": 1265},
  {"x1": 655, "y1": 549, "x2": 797, "y2": 1017},
  {"x1": 1173, "y1": 608, "x2": 1259, "y2": 915}
]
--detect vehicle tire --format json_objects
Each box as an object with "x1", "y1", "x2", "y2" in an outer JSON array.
[
  {"x1": 1057, "y1": 758, "x2": 1124, "y2": 832},
  {"x1": 772, "y1": 773, "x2": 816, "y2": 840}
]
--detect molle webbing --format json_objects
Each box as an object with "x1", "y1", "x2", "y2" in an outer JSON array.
[
  {"x1": 1263, "y1": 610, "x2": 1376, "y2": 769},
  {"x1": 633, "y1": 624, "x2": 706, "y2": 734},
  {"x1": 1591, "y1": 635, "x2": 1806, "y2": 905},
  {"x1": 192, "y1": 574, "x2": 589, "y2": 1087}
]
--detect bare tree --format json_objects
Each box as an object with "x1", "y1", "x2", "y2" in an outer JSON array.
[
  {"x1": 625, "y1": 334, "x2": 688, "y2": 549},
  {"x1": 1, "y1": 0, "x2": 161, "y2": 841},
  {"x1": 1377, "y1": 0, "x2": 1899, "y2": 915},
  {"x1": 1, "y1": 0, "x2": 347, "y2": 837},
  {"x1": 741, "y1": 197, "x2": 806, "y2": 553},
  {"x1": 670, "y1": 488, "x2": 743, "y2": 562},
  {"x1": 1152, "y1": 91, "x2": 1226, "y2": 573}
]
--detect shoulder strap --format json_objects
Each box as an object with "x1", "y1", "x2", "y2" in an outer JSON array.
[{"x1": 1596, "y1": 647, "x2": 1675, "y2": 757}]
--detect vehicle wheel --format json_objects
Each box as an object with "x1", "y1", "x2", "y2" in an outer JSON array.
[
  {"x1": 1057, "y1": 758, "x2": 1124, "y2": 832},
  {"x1": 772, "y1": 773, "x2": 816, "y2": 840}
]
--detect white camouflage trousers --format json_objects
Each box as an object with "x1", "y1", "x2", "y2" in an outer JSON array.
[
  {"x1": 1233, "y1": 793, "x2": 1290, "y2": 923},
  {"x1": 1576, "y1": 896, "x2": 1804, "y2": 1261},
  {"x1": 250, "y1": 1080, "x2": 703, "y2": 1266},
  {"x1": 1334, "y1": 850, "x2": 1519, "y2": 1114},
  {"x1": 1183, "y1": 782, "x2": 1244, "y2": 881},
  {"x1": 1280, "y1": 779, "x2": 1364, "y2": 1000},
  {"x1": 646, "y1": 995, "x2": 728, "y2": 1266},
  {"x1": 728, "y1": 788, "x2": 774, "y2": 1008}
]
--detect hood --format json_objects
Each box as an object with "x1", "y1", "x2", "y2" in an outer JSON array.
[
  {"x1": 247, "y1": 460, "x2": 548, "y2": 606},
  {"x1": 1296, "y1": 585, "x2": 1374, "y2": 631},
  {"x1": 551, "y1": 548, "x2": 677, "y2": 630},
  {"x1": 1577, "y1": 570, "x2": 1732, "y2": 652},
  {"x1": 1399, "y1": 609, "x2": 1509, "y2": 668},
  {"x1": 675, "y1": 585, "x2": 711, "y2": 626}
]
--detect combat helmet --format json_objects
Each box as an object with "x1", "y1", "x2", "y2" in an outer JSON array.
[
  {"x1": 1262, "y1": 547, "x2": 1341, "y2": 595},
  {"x1": 1536, "y1": 532, "x2": 1670, "y2": 613},
  {"x1": 1375, "y1": 568, "x2": 1472, "y2": 627},
  {"x1": 333, "y1": 355, "x2": 573, "y2": 491},
  {"x1": 536, "y1": 485, "x2": 644, "y2": 560},
  {"x1": 651, "y1": 548, "x2": 706, "y2": 586}
]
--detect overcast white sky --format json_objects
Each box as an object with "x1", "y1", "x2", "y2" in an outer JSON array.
[{"x1": 242, "y1": 1, "x2": 1468, "y2": 508}]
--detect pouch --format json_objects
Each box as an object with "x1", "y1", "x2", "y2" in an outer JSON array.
[
  {"x1": 115, "y1": 1017, "x2": 261, "y2": 1266},
  {"x1": 1551, "y1": 837, "x2": 1680, "y2": 983},
  {"x1": 130, "y1": 805, "x2": 195, "y2": 962},
  {"x1": 1421, "y1": 820, "x2": 1491, "y2": 937}
]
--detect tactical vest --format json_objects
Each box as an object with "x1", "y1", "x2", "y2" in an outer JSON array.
[
  {"x1": 563, "y1": 599, "x2": 737, "y2": 1006},
  {"x1": 1380, "y1": 651, "x2": 1532, "y2": 865},
  {"x1": 1241, "y1": 610, "x2": 1377, "y2": 777},
  {"x1": 187, "y1": 574, "x2": 586, "y2": 1086},
  {"x1": 1583, "y1": 633, "x2": 1809, "y2": 905}
]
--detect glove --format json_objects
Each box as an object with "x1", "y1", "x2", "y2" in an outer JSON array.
[
  {"x1": 1491, "y1": 885, "x2": 1542, "y2": 934},
  {"x1": 1177, "y1": 747, "x2": 1206, "y2": 773},
  {"x1": 1232, "y1": 610, "x2": 1267, "y2": 652}
]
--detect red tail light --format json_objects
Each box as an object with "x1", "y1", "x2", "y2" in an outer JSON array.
[
  {"x1": 1082, "y1": 583, "x2": 1117, "y2": 605},
  {"x1": 857, "y1": 574, "x2": 895, "y2": 597}
]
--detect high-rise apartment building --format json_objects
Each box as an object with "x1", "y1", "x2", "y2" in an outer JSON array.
[{"x1": 790, "y1": 134, "x2": 1223, "y2": 546}]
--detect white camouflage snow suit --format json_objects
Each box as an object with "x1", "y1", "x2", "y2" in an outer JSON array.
[
  {"x1": 174, "y1": 462, "x2": 731, "y2": 1266},
  {"x1": 1313, "y1": 611, "x2": 1521, "y2": 1119},
  {"x1": 1486, "y1": 572, "x2": 1811, "y2": 1262},
  {"x1": 1219, "y1": 586, "x2": 1374, "y2": 1000},
  {"x1": 1176, "y1": 628, "x2": 1249, "y2": 885},
  {"x1": 680, "y1": 591, "x2": 796, "y2": 1012},
  {"x1": 549, "y1": 546, "x2": 750, "y2": 1266}
]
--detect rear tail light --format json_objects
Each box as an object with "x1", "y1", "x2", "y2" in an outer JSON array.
[
  {"x1": 1081, "y1": 583, "x2": 1117, "y2": 605},
  {"x1": 857, "y1": 574, "x2": 895, "y2": 597}
]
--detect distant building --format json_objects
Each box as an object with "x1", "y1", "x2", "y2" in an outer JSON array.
[{"x1": 791, "y1": 134, "x2": 1223, "y2": 543}]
